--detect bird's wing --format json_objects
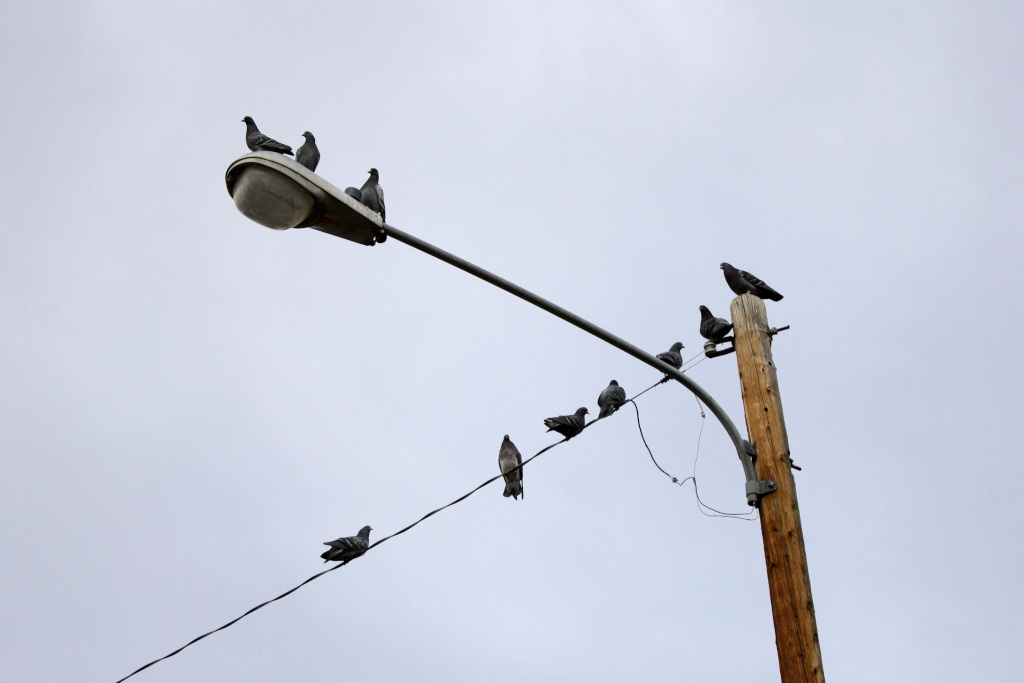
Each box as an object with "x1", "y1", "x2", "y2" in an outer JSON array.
[
  {"x1": 740, "y1": 270, "x2": 769, "y2": 288},
  {"x1": 544, "y1": 416, "x2": 567, "y2": 430},
  {"x1": 249, "y1": 132, "x2": 273, "y2": 147}
]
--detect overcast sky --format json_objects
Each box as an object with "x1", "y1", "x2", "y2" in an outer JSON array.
[{"x1": 2, "y1": 2, "x2": 1022, "y2": 681}]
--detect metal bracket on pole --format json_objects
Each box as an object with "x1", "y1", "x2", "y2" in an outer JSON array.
[
  {"x1": 741, "y1": 441, "x2": 777, "y2": 505},
  {"x1": 703, "y1": 339, "x2": 736, "y2": 358},
  {"x1": 746, "y1": 479, "x2": 777, "y2": 499}
]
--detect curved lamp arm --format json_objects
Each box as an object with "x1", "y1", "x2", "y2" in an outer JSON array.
[
  {"x1": 224, "y1": 153, "x2": 773, "y2": 506},
  {"x1": 379, "y1": 224, "x2": 771, "y2": 506}
]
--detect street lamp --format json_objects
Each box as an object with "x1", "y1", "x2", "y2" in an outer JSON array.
[
  {"x1": 226, "y1": 152, "x2": 384, "y2": 245},
  {"x1": 224, "y1": 153, "x2": 775, "y2": 506}
]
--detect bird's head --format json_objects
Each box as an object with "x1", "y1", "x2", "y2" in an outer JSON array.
[
  {"x1": 302, "y1": 131, "x2": 314, "y2": 140},
  {"x1": 242, "y1": 116, "x2": 254, "y2": 125},
  {"x1": 699, "y1": 305, "x2": 711, "y2": 318},
  {"x1": 503, "y1": 434, "x2": 510, "y2": 441},
  {"x1": 672, "y1": 341, "x2": 684, "y2": 351},
  {"x1": 577, "y1": 407, "x2": 589, "y2": 416},
  {"x1": 720, "y1": 262, "x2": 732, "y2": 271},
  {"x1": 609, "y1": 380, "x2": 618, "y2": 386},
  {"x1": 367, "y1": 167, "x2": 379, "y2": 178}
]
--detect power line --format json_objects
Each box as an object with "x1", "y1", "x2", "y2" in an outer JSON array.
[
  {"x1": 116, "y1": 397, "x2": 626, "y2": 682},
  {"x1": 115, "y1": 377, "x2": 738, "y2": 682}
]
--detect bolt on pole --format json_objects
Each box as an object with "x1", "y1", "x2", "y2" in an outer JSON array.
[{"x1": 730, "y1": 294, "x2": 824, "y2": 683}]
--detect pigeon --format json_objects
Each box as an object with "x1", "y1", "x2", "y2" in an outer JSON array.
[
  {"x1": 295, "y1": 131, "x2": 320, "y2": 171},
  {"x1": 597, "y1": 380, "x2": 627, "y2": 418},
  {"x1": 359, "y1": 168, "x2": 385, "y2": 222},
  {"x1": 344, "y1": 187, "x2": 362, "y2": 201},
  {"x1": 656, "y1": 342, "x2": 684, "y2": 370},
  {"x1": 241, "y1": 116, "x2": 293, "y2": 155},
  {"x1": 320, "y1": 525, "x2": 372, "y2": 563},
  {"x1": 699, "y1": 306, "x2": 734, "y2": 341},
  {"x1": 720, "y1": 263, "x2": 783, "y2": 301},
  {"x1": 543, "y1": 407, "x2": 588, "y2": 439},
  {"x1": 498, "y1": 435, "x2": 523, "y2": 500}
]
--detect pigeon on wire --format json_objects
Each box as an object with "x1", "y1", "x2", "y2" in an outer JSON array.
[
  {"x1": 720, "y1": 262, "x2": 783, "y2": 301},
  {"x1": 359, "y1": 168, "x2": 385, "y2": 222},
  {"x1": 699, "y1": 306, "x2": 734, "y2": 341},
  {"x1": 498, "y1": 435, "x2": 524, "y2": 500},
  {"x1": 241, "y1": 116, "x2": 294, "y2": 155},
  {"x1": 543, "y1": 407, "x2": 588, "y2": 439},
  {"x1": 597, "y1": 380, "x2": 627, "y2": 418},
  {"x1": 656, "y1": 342, "x2": 684, "y2": 370},
  {"x1": 320, "y1": 525, "x2": 372, "y2": 563},
  {"x1": 295, "y1": 131, "x2": 320, "y2": 171}
]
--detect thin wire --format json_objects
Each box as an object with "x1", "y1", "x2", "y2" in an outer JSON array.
[
  {"x1": 115, "y1": 434, "x2": 576, "y2": 682},
  {"x1": 681, "y1": 353, "x2": 708, "y2": 373},
  {"x1": 630, "y1": 375, "x2": 757, "y2": 521},
  {"x1": 620, "y1": 378, "x2": 665, "y2": 405},
  {"x1": 654, "y1": 350, "x2": 706, "y2": 387},
  {"x1": 680, "y1": 350, "x2": 706, "y2": 371},
  {"x1": 114, "y1": 562, "x2": 347, "y2": 682},
  {"x1": 688, "y1": 397, "x2": 758, "y2": 520},
  {"x1": 629, "y1": 399, "x2": 682, "y2": 485}
]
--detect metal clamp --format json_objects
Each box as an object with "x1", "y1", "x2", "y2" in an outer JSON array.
[
  {"x1": 746, "y1": 479, "x2": 777, "y2": 498},
  {"x1": 740, "y1": 441, "x2": 776, "y2": 505}
]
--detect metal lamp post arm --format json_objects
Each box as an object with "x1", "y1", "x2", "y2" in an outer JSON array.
[
  {"x1": 381, "y1": 224, "x2": 768, "y2": 505},
  {"x1": 222, "y1": 153, "x2": 770, "y2": 505}
]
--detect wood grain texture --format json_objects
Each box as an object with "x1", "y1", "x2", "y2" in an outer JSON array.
[{"x1": 731, "y1": 294, "x2": 824, "y2": 683}]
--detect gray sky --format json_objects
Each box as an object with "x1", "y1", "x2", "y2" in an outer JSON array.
[{"x1": 2, "y1": 2, "x2": 1022, "y2": 681}]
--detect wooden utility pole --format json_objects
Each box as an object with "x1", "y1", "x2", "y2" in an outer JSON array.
[{"x1": 731, "y1": 294, "x2": 824, "y2": 683}]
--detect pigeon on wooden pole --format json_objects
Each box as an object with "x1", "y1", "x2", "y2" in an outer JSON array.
[
  {"x1": 295, "y1": 131, "x2": 320, "y2": 171},
  {"x1": 597, "y1": 380, "x2": 627, "y2": 418},
  {"x1": 320, "y1": 525, "x2": 372, "y2": 563},
  {"x1": 656, "y1": 342, "x2": 684, "y2": 369},
  {"x1": 543, "y1": 407, "x2": 588, "y2": 439},
  {"x1": 359, "y1": 168, "x2": 385, "y2": 222},
  {"x1": 699, "y1": 305, "x2": 734, "y2": 341},
  {"x1": 241, "y1": 116, "x2": 294, "y2": 155},
  {"x1": 731, "y1": 294, "x2": 823, "y2": 682},
  {"x1": 498, "y1": 435, "x2": 524, "y2": 500},
  {"x1": 720, "y1": 262, "x2": 783, "y2": 301}
]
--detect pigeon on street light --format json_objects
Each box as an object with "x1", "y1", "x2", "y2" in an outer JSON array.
[
  {"x1": 241, "y1": 116, "x2": 294, "y2": 155},
  {"x1": 543, "y1": 407, "x2": 588, "y2": 439},
  {"x1": 597, "y1": 380, "x2": 627, "y2": 418},
  {"x1": 656, "y1": 342, "x2": 684, "y2": 370},
  {"x1": 498, "y1": 435, "x2": 524, "y2": 500},
  {"x1": 296, "y1": 131, "x2": 320, "y2": 171},
  {"x1": 320, "y1": 525, "x2": 372, "y2": 563},
  {"x1": 359, "y1": 168, "x2": 386, "y2": 222},
  {"x1": 699, "y1": 306, "x2": 734, "y2": 341},
  {"x1": 720, "y1": 262, "x2": 783, "y2": 301}
]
